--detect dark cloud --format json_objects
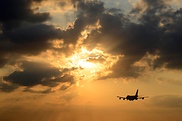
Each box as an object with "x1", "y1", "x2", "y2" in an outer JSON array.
[
  {"x1": 0, "y1": 0, "x2": 50, "y2": 30},
  {"x1": 0, "y1": 0, "x2": 63, "y2": 67},
  {"x1": 23, "y1": 87, "x2": 53, "y2": 94},
  {"x1": 77, "y1": 0, "x2": 104, "y2": 24},
  {"x1": 0, "y1": 56, "x2": 9, "y2": 68},
  {"x1": 3, "y1": 61, "x2": 61, "y2": 86},
  {"x1": 6, "y1": 24, "x2": 61, "y2": 44},
  {"x1": 0, "y1": 0, "x2": 182, "y2": 80},
  {"x1": 2, "y1": 23, "x2": 62, "y2": 54},
  {"x1": 154, "y1": 9, "x2": 182, "y2": 69},
  {"x1": 0, "y1": 23, "x2": 62, "y2": 67},
  {"x1": 131, "y1": 0, "x2": 182, "y2": 69},
  {"x1": 0, "y1": 0, "x2": 105, "y2": 68},
  {"x1": 63, "y1": 16, "x2": 86, "y2": 44},
  {"x1": 1, "y1": 61, "x2": 74, "y2": 92},
  {"x1": 149, "y1": 95, "x2": 182, "y2": 108},
  {"x1": 0, "y1": 82, "x2": 19, "y2": 93},
  {"x1": 83, "y1": 0, "x2": 182, "y2": 78},
  {"x1": 84, "y1": 2, "x2": 158, "y2": 77},
  {"x1": 63, "y1": 0, "x2": 104, "y2": 44},
  {"x1": 129, "y1": 0, "x2": 182, "y2": 70}
]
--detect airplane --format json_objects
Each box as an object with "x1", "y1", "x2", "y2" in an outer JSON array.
[{"x1": 117, "y1": 89, "x2": 148, "y2": 101}]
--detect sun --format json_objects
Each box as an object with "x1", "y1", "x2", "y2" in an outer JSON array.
[
  {"x1": 66, "y1": 47, "x2": 120, "y2": 82},
  {"x1": 77, "y1": 60, "x2": 96, "y2": 69},
  {"x1": 69, "y1": 47, "x2": 101, "y2": 69}
]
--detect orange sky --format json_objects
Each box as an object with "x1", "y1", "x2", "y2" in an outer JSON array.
[{"x1": 0, "y1": 0, "x2": 182, "y2": 121}]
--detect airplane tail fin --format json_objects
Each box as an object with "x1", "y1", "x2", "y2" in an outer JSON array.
[{"x1": 135, "y1": 89, "x2": 138, "y2": 96}]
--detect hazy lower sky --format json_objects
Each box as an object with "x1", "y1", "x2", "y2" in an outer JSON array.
[{"x1": 0, "y1": 0, "x2": 182, "y2": 121}]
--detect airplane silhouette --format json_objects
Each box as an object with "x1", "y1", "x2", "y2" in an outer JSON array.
[{"x1": 117, "y1": 89, "x2": 148, "y2": 101}]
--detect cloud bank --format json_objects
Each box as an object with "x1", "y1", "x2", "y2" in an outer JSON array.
[{"x1": 0, "y1": 0, "x2": 182, "y2": 92}]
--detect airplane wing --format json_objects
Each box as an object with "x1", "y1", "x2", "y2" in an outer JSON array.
[
  {"x1": 117, "y1": 96, "x2": 126, "y2": 100},
  {"x1": 138, "y1": 96, "x2": 149, "y2": 100}
]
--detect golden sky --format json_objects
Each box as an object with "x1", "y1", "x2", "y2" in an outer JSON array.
[{"x1": 0, "y1": 0, "x2": 182, "y2": 121}]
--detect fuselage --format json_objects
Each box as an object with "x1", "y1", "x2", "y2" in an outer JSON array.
[{"x1": 126, "y1": 95, "x2": 138, "y2": 101}]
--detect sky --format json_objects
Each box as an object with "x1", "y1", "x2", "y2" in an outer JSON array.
[{"x1": 0, "y1": 0, "x2": 182, "y2": 121}]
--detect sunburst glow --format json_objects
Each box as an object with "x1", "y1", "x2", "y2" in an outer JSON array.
[
  {"x1": 77, "y1": 60, "x2": 96, "y2": 69},
  {"x1": 23, "y1": 46, "x2": 120, "y2": 87},
  {"x1": 66, "y1": 47, "x2": 120, "y2": 82},
  {"x1": 68, "y1": 47, "x2": 103, "y2": 69}
]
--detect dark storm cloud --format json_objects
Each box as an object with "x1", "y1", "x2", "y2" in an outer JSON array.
[
  {"x1": 134, "y1": 0, "x2": 182, "y2": 69},
  {"x1": 149, "y1": 95, "x2": 182, "y2": 108},
  {"x1": 0, "y1": 0, "x2": 63, "y2": 67},
  {"x1": 0, "y1": 0, "x2": 50, "y2": 30},
  {"x1": 4, "y1": 0, "x2": 179, "y2": 79},
  {"x1": 3, "y1": 61, "x2": 61, "y2": 86},
  {"x1": 3, "y1": 23, "x2": 62, "y2": 54},
  {"x1": 6, "y1": 24, "x2": 61, "y2": 44},
  {"x1": 82, "y1": 0, "x2": 182, "y2": 78},
  {"x1": 63, "y1": 0, "x2": 104, "y2": 44},
  {"x1": 130, "y1": 0, "x2": 182, "y2": 69},
  {"x1": 77, "y1": 0, "x2": 104, "y2": 24},
  {"x1": 0, "y1": 0, "x2": 105, "y2": 67},
  {"x1": 83, "y1": 1, "x2": 160, "y2": 77},
  {"x1": 1, "y1": 0, "x2": 182, "y2": 80},
  {"x1": 0, "y1": 23, "x2": 62, "y2": 66},
  {"x1": 154, "y1": 9, "x2": 182, "y2": 69},
  {"x1": 63, "y1": 16, "x2": 86, "y2": 44},
  {"x1": 1, "y1": 61, "x2": 74, "y2": 92}
]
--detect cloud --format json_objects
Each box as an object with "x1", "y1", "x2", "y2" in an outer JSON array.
[
  {"x1": 82, "y1": 0, "x2": 182, "y2": 78},
  {"x1": 62, "y1": 0, "x2": 105, "y2": 44},
  {"x1": 83, "y1": 1, "x2": 160, "y2": 77},
  {"x1": 154, "y1": 11, "x2": 182, "y2": 69},
  {"x1": 0, "y1": 0, "x2": 63, "y2": 68},
  {"x1": 77, "y1": 0, "x2": 104, "y2": 24},
  {"x1": 0, "y1": 0, "x2": 50, "y2": 30},
  {"x1": 0, "y1": 0, "x2": 182, "y2": 80},
  {"x1": 23, "y1": 87, "x2": 53, "y2": 94},
  {"x1": 149, "y1": 95, "x2": 182, "y2": 108},
  {"x1": 3, "y1": 61, "x2": 61, "y2": 86},
  {"x1": 3, "y1": 23, "x2": 62, "y2": 54},
  {"x1": 0, "y1": 81, "x2": 19, "y2": 92},
  {"x1": 1, "y1": 61, "x2": 74, "y2": 92},
  {"x1": 0, "y1": 0, "x2": 104, "y2": 67},
  {"x1": 130, "y1": 0, "x2": 182, "y2": 69}
]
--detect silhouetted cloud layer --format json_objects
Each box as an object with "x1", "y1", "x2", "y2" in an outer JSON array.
[
  {"x1": 0, "y1": 0, "x2": 62, "y2": 68},
  {"x1": 2, "y1": 61, "x2": 74, "y2": 92},
  {"x1": 0, "y1": 0, "x2": 182, "y2": 92},
  {"x1": 0, "y1": 0, "x2": 50, "y2": 30},
  {"x1": 82, "y1": 0, "x2": 182, "y2": 77}
]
